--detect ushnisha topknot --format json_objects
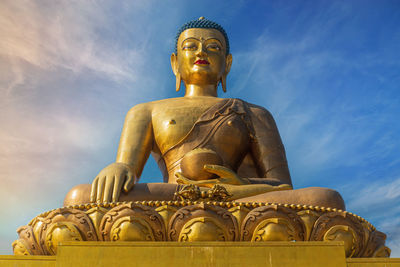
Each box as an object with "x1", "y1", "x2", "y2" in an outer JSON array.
[{"x1": 175, "y1": 17, "x2": 230, "y2": 55}]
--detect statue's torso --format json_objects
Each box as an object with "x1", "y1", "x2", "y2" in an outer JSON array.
[
  {"x1": 151, "y1": 97, "x2": 222, "y2": 152},
  {"x1": 149, "y1": 97, "x2": 251, "y2": 182}
]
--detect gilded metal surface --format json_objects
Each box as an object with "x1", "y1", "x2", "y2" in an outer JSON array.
[
  {"x1": 5, "y1": 243, "x2": 400, "y2": 266},
  {"x1": 59, "y1": 19, "x2": 348, "y2": 226},
  {"x1": 14, "y1": 201, "x2": 390, "y2": 257},
  {"x1": 241, "y1": 205, "x2": 306, "y2": 241},
  {"x1": 297, "y1": 209, "x2": 320, "y2": 241},
  {"x1": 310, "y1": 211, "x2": 366, "y2": 257},
  {"x1": 228, "y1": 206, "x2": 250, "y2": 229},
  {"x1": 12, "y1": 225, "x2": 43, "y2": 255},
  {"x1": 99, "y1": 203, "x2": 165, "y2": 241},
  {"x1": 173, "y1": 185, "x2": 201, "y2": 201},
  {"x1": 180, "y1": 148, "x2": 223, "y2": 180},
  {"x1": 44, "y1": 222, "x2": 83, "y2": 255},
  {"x1": 173, "y1": 184, "x2": 231, "y2": 201},
  {"x1": 88, "y1": 18, "x2": 292, "y2": 204},
  {"x1": 85, "y1": 206, "x2": 108, "y2": 238},
  {"x1": 155, "y1": 205, "x2": 178, "y2": 232},
  {"x1": 167, "y1": 203, "x2": 239, "y2": 241}
]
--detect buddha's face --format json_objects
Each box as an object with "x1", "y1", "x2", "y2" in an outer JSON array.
[{"x1": 171, "y1": 28, "x2": 232, "y2": 86}]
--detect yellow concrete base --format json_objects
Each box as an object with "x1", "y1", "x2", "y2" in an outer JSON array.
[
  {"x1": 58, "y1": 241, "x2": 348, "y2": 267},
  {"x1": 1, "y1": 242, "x2": 399, "y2": 267},
  {"x1": 347, "y1": 258, "x2": 400, "y2": 267},
  {"x1": 0, "y1": 255, "x2": 56, "y2": 267}
]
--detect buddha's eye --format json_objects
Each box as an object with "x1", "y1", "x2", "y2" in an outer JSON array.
[
  {"x1": 182, "y1": 42, "x2": 197, "y2": 51},
  {"x1": 206, "y1": 43, "x2": 221, "y2": 51}
]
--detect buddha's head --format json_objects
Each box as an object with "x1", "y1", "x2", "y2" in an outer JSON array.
[{"x1": 171, "y1": 17, "x2": 233, "y2": 94}]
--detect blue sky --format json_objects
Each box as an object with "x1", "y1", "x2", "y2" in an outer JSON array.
[{"x1": 0, "y1": 0, "x2": 399, "y2": 256}]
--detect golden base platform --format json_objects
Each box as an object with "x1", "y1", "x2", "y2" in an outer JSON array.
[
  {"x1": 12, "y1": 200, "x2": 391, "y2": 259},
  {"x1": 2, "y1": 242, "x2": 400, "y2": 267}
]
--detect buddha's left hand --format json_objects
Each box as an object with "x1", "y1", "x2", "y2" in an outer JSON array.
[{"x1": 176, "y1": 164, "x2": 250, "y2": 187}]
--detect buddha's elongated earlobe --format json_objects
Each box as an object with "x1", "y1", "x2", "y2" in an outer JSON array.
[
  {"x1": 221, "y1": 54, "x2": 232, "y2": 93},
  {"x1": 176, "y1": 73, "x2": 181, "y2": 92},
  {"x1": 171, "y1": 53, "x2": 181, "y2": 92},
  {"x1": 221, "y1": 75, "x2": 227, "y2": 93}
]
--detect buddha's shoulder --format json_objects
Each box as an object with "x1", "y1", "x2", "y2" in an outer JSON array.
[
  {"x1": 238, "y1": 100, "x2": 275, "y2": 120},
  {"x1": 125, "y1": 98, "x2": 194, "y2": 116},
  {"x1": 126, "y1": 97, "x2": 273, "y2": 118},
  {"x1": 138, "y1": 96, "x2": 226, "y2": 109},
  {"x1": 125, "y1": 102, "x2": 153, "y2": 119},
  {"x1": 126, "y1": 98, "x2": 177, "y2": 111},
  {"x1": 245, "y1": 101, "x2": 270, "y2": 112}
]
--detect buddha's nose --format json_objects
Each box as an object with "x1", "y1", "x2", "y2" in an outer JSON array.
[{"x1": 196, "y1": 44, "x2": 207, "y2": 58}]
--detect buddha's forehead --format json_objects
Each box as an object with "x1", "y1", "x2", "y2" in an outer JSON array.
[{"x1": 178, "y1": 28, "x2": 227, "y2": 47}]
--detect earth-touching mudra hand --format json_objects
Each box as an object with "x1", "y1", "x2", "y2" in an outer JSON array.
[{"x1": 90, "y1": 162, "x2": 135, "y2": 203}]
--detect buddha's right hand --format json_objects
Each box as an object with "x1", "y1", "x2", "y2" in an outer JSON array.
[{"x1": 90, "y1": 162, "x2": 135, "y2": 203}]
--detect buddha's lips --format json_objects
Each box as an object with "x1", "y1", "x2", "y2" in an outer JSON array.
[{"x1": 195, "y1": 59, "x2": 209, "y2": 65}]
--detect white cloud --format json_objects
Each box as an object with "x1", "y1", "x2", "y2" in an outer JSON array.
[
  {"x1": 0, "y1": 0, "x2": 151, "y2": 95},
  {"x1": 347, "y1": 178, "x2": 400, "y2": 211},
  {"x1": 380, "y1": 216, "x2": 400, "y2": 257},
  {"x1": 344, "y1": 178, "x2": 400, "y2": 257},
  {"x1": 0, "y1": 0, "x2": 192, "y2": 254}
]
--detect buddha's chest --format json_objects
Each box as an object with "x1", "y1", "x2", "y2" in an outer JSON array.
[
  {"x1": 151, "y1": 101, "x2": 251, "y2": 160},
  {"x1": 152, "y1": 104, "x2": 214, "y2": 153}
]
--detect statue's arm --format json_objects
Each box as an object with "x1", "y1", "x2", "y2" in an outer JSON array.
[
  {"x1": 116, "y1": 103, "x2": 153, "y2": 177},
  {"x1": 90, "y1": 103, "x2": 153, "y2": 203},
  {"x1": 247, "y1": 104, "x2": 293, "y2": 187}
]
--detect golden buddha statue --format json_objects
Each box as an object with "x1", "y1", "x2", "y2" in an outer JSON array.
[
  {"x1": 13, "y1": 18, "x2": 392, "y2": 259},
  {"x1": 64, "y1": 17, "x2": 345, "y2": 210}
]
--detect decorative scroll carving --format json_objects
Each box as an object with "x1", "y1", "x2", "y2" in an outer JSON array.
[
  {"x1": 362, "y1": 229, "x2": 391, "y2": 257},
  {"x1": 310, "y1": 211, "x2": 365, "y2": 257},
  {"x1": 12, "y1": 239, "x2": 30, "y2": 256},
  {"x1": 86, "y1": 206, "x2": 108, "y2": 238},
  {"x1": 168, "y1": 203, "x2": 239, "y2": 241},
  {"x1": 30, "y1": 214, "x2": 46, "y2": 251},
  {"x1": 241, "y1": 204, "x2": 306, "y2": 241},
  {"x1": 45, "y1": 222, "x2": 83, "y2": 254},
  {"x1": 12, "y1": 225, "x2": 42, "y2": 255},
  {"x1": 99, "y1": 203, "x2": 165, "y2": 241},
  {"x1": 228, "y1": 206, "x2": 250, "y2": 229},
  {"x1": 155, "y1": 205, "x2": 178, "y2": 232},
  {"x1": 297, "y1": 209, "x2": 320, "y2": 241},
  {"x1": 30, "y1": 208, "x2": 97, "y2": 255},
  {"x1": 13, "y1": 201, "x2": 390, "y2": 258}
]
